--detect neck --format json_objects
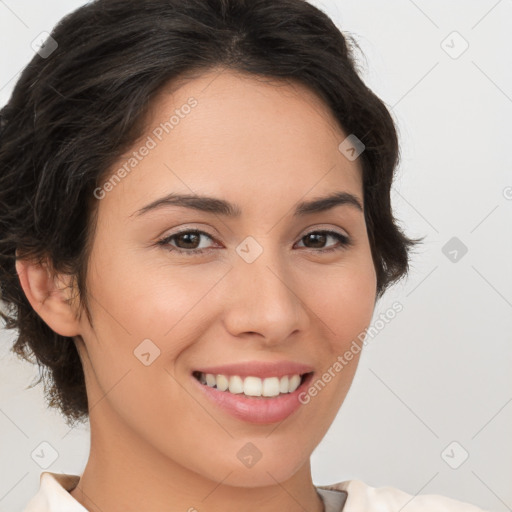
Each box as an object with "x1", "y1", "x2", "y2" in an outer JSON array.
[{"x1": 69, "y1": 405, "x2": 324, "y2": 512}]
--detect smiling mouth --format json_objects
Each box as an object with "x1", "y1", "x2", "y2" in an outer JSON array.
[{"x1": 192, "y1": 370, "x2": 313, "y2": 399}]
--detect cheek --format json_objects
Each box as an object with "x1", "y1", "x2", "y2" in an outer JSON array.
[
  {"x1": 86, "y1": 239, "x2": 223, "y2": 340},
  {"x1": 301, "y1": 257, "x2": 376, "y2": 346},
  {"x1": 80, "y1": 257, "x2": 234, "y2": 424},
  {"x1": 78, "y1": 265, "x2": 194, "y2": 432}
]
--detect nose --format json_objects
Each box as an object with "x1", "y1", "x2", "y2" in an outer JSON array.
[{"x1": 221, "y1": 244, "x2": 310, "y2": 346}]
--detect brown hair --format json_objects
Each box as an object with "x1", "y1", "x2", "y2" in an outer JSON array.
[{"x1": 0, "y1": 0, "x2": 422, "y2": 426}]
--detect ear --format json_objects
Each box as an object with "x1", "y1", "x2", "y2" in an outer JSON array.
[{"x1": 15, "y1": 255, "x2": 81, "y2": 337}]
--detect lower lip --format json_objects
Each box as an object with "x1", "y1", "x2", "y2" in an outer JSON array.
[{"x1": 192, "y1": 372, "x2": 314, "y2": 425}]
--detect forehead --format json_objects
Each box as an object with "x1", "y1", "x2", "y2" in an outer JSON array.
[{"x1": 100, "y1": 68, "x2": 364, "y2": 218}]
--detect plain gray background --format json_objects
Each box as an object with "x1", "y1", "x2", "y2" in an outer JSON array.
[{"x1": 1, "y1": 1, "x2": 511, "y2": 511}]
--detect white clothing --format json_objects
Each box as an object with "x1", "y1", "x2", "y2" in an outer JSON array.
[{"x1": 22, "y1": 471, "x2": 490, "y2": 511}]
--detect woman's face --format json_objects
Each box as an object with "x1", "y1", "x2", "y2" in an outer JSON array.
[{"x1": 75, "y1": 68, "x2": 377, "y2": 486}]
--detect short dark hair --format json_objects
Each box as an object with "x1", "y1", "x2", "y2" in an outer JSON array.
[{"x1": 0, "y1": 0, "x2": 423, "y2": 426}]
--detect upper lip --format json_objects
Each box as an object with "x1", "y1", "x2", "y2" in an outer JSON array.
[{"x1": 193, "y1": 360, "x2": 314, "y2": 379}]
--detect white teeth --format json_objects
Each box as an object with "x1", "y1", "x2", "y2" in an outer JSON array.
[
  {"x1": 288, "y1": 374, "x2": 302, "y2": 393},
  {"x1": 279, "y1": 375, "x2": 289, "y2": 393},
  {"x1": 262, "y1": 377, "x2": 280, "y2": 397},
  {"x1": 228, "y1": 375, "x2": 244, "y2": 394},
  {"x1": 244, "y1": 376, "x2": 262, "y2": 396},
  {"x1": 216, "y1": 374, "x2": 229, "y2": 391},
  {"x1": 197, "y1": 372, "x2": 307, "y2": 397}
]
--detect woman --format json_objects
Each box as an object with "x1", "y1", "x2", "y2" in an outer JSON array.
[{"x1": 0, "y1": 0, "x2": 489, "y2": 510}]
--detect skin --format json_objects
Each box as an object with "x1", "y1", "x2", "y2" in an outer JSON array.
[{"x1": 17, "y1": 68, "x2": 377, "y2": 512}]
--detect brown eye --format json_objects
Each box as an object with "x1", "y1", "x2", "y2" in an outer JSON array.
[
  {"x1": 157, "y1": 228, "x2": 352, "y2": 257},
  {"x1": 173, "y1": 232, "x2": 201, "y2": 249},
  {"x1": 157, "y1": 230, "x2": 217, "y2": 255},
  {"x1": 296, "y1": 230, "x2": 351, "y2": 253}
]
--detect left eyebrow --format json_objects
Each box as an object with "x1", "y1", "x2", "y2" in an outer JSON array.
[{"x1": 131, "y1": 191, "x2": 363, "y2": 218}]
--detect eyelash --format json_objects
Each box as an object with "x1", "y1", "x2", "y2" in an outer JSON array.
[{"x1": 156, "y1": 229, "x2": 352, "y2": 256}]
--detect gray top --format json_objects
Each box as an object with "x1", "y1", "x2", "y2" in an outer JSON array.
[{"x1": 316, "y1": 487, "x2": 348, "y2": 511}]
